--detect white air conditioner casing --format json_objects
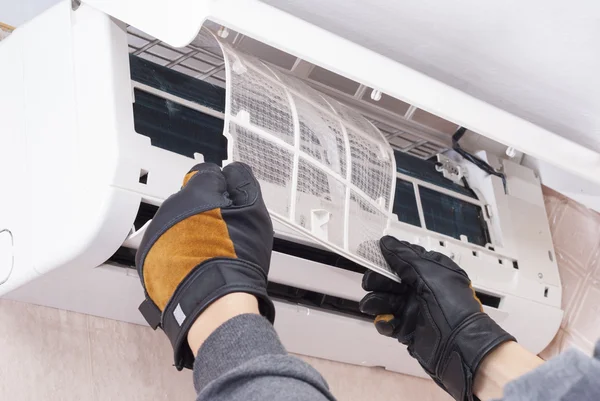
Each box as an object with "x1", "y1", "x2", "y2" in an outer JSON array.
[{"x1": 3, "y1": 0, "x2": 593, "y2": 377}]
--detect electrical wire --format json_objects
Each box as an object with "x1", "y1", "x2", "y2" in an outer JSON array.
[
  {"x1": 461, "y1": 176, "x2": 472, "y2": 192},
  {"x1": 452, "y1": 127, "x2": 507, "y2": 192}
]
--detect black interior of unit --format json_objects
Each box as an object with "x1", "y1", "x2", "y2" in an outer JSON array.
[
  {"x1": 266, "y1": 282, "x2": 366, "y2": 320},
  {"x1": 394, "y1": 151, "x2": 477, "y2": 198},
  {"x1": 133, "y1": 202, "x2": 158, "y2": 230},
  {"x1": 130, "y1": 55, "x2": 227, "y2": 164},
  {"x1": 130, "y1": 54, "x2": 491, "y2": 248},
  {"x1": 419, "y1": 186, "x2": 490, "y2": 246},
  {"x1": 126, "y1": 56, "x2": 501, "y2": 309},
  {"x1": 272, "y1": 238, "x2": 366, "y2": 274},
  {"x1": 475, "y1": 292, "x2": 501, "y2": 309},
  {"x1": 108, "y1": 205, "x2": 501, "y2": 314},
  {"x1": 133, "y1": 89, "x2": 227, "y2": 163},
  {"x1": 393, "y1": 151, "x2": 491, "y2": 246},
  {"x1": 392, "y1": 178, "x2": 421, "y2": 227},
  {"x1": 130, "y1": 55, "x2": 226, "y2": 111}
]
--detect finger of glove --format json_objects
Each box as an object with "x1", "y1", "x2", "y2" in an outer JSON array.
[
  {"x1": 374, "y1": 311, "x2": 418, "y2": 341},
  {"x1": 220, "y1": 162, "x2": 273, "y2": 271},
  {"x1": 362, "y1": 270, "x2": 407, "y2": 293},
  {"x1": 135, "y1": 163, "x2": 230, "y2": 271},
  {"x1": 374, "y1": 315, "x2": 404, "y2": 337},
  {"x1": 178, "y1": 163, "x2": 229, "y2": 205},
  {"x1": 380, "y1": 236, "x2": 425, "y2": 287},
  {"x1": 359, "y1": 292, "x2": 405, "y2": 315},
  {"x1": 222, "y1": 162, "x2": 261, "y2": 207},
  {"x1": 182, "y1": 163, "x2": 223, "y2": 188},
  {"x1": 367, "y1": 294, "x2": 419, "y2": 340},
  {"x1": 360, "y1": 293, "x2": 401, "y2": 338},
  {"x1": 146, "y1": 163, "x2": 228, "y2": 231}
]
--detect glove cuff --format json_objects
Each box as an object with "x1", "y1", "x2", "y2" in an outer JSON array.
[
  {"x1": 438, "y1": 313, "x2": 516, "y2": 401},
  {"x1": 139, "y1": 258, "x2": 275, "y2": 370}
]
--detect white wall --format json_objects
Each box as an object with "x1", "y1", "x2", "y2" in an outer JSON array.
[
  {"x1": 264, "y1": 0, "x2": 600, "y2": 152},
  {"x1": 0, "y1": 298, "x2": 196, "y2": 400},
  {"x1": 0, "y1": 0, "x2": 60, "y2": 26},
  {"x1": 0, "y1": 298, "x2": 450, "y2": 401}
]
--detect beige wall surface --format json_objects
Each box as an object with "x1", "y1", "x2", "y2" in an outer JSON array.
[
  {"x1": 0, "y1": 299, "x2": 450, "y2": 401},
  {"x1": 539, "y1": 187, "x2": 600, "y2": 359},
  {"x1": 0, "y1": 300, "x2": 196, "y2": 400}
]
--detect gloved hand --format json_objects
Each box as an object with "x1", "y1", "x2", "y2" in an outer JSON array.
[
  {"x1": 359, "y1": 236, "x2": 515, "y2": 401},
  {"x1": 136, "y1": 162, "x2": 275, "y2": 370}
]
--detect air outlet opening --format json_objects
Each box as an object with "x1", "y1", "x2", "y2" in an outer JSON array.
[{"x1": 106, "y1": 202, "x2": 503, "y2": 311}]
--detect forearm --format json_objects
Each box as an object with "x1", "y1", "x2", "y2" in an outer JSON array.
[
  {"x1": 187, "y1": 293, "x2": 261, "y2": 354},
  {"x1": 189, "y1": 294, "x2": 336, "y2": 401},
  {"x1": 476, "y1": 340, "x2": 600, "y2": 401},
  {"x1": 473, "y1": 341, "x2": 544, "y2": 400}
]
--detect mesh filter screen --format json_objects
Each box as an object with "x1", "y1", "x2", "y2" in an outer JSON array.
[{"x1": 213, "y1": 31, "x2": 398, "y2": 281}]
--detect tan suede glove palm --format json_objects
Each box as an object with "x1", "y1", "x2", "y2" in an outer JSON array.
[{"x1": 136, "y1": 162, "x2": 275, "y2": 370}]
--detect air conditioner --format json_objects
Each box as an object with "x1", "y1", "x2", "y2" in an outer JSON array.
[{"x1": 3, "y1": 0, "x2": 595, "y2": 377}]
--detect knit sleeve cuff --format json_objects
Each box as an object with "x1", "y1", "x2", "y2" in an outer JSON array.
[
  {"x1": 496, "y1": 344, "x2": 600, "y2": 400},
  {"x1": 193, "y1": 313, "x2": 286, "y2": 392}
]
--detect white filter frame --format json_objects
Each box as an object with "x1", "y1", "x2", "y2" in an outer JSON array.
[{"x1": 196, "y1": 30, "x2": 400, "y2": 281}]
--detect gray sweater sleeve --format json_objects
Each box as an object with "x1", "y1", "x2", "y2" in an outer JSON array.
[
  {"x1": 193, "y1": 313, "x2": 600, "y2": 401},
  {"x1": 494, "y1": 341, "x2": 600, "y2": 401},
  {"x1": 193, "y1": 314, "x2": 336, "y2": 401}
]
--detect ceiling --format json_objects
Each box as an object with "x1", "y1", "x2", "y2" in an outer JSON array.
[{"x1": 263, "y1": 0, "x2": 600, "y2": 152}]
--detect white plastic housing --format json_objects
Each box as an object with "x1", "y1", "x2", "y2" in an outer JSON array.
[
  {"x1": 84, "y1": 0, "x2": 600, "y2": 187},
  {"x1": 213, "y1": 31, "x2": 398, "y2": 279},
  {"x1": 0, "y1": 0, "x2": 566, "y2": 374}
]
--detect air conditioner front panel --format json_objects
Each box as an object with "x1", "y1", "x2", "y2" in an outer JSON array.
[
  {"x1": 84, "y1": 0, "x2": 600, "y2": 187},
  {"x1": 1, "y1": 0, "x2": 566, "y2": 373},
  {"x1": 0, "y1": 2, "x2": 142, "y2": 292}
]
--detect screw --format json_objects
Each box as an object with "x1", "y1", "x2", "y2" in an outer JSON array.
[
  {"x1": 538, "y1": 273, "x2": 543, "y2": 279},
  {"x1": 506, "y1": 146, "x2": 517, "y2": 158},
  {"x1": 370, "y1": 89, "x2": 382, "y2": 101},
  {"x1": 218, "y1": 27, "x2": 230, "y2": 38}
]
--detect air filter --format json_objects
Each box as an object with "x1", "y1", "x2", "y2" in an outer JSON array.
[{"x1": 192, "y1": 30, "x2": 399, "y2": 281}]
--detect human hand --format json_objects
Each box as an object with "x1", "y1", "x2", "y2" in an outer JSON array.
[
  {"x1": 359, "y1": 236, "x2": 515, "y2": 401},
  {"x1": 136, "y1": 162, "x2": 275, "y2": 370}
]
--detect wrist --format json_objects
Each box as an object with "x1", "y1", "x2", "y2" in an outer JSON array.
[
  {"x1": 436, "y1": 313, "x2": 516, "y2": 401},
  {"x1": 153, "y1": 258, "x2": 274, "y2": 370},
  {"x1": 474, "y1": 341, "x2": 543, "y2": 400},
  {"x1": 187, "y1": 292, "x2": 260, "y2": 355}
]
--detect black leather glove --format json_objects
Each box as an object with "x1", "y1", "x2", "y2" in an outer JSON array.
[
  {"x1": 359, "y1": 236, "x2": 515, "y2": 401},
  {"x1": 136, "y1": 162, "x2": 275, "y2": 370}
]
